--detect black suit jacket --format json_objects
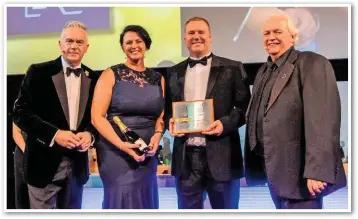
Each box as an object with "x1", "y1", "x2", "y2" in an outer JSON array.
[
  {"x1": 165, "y1": 54, "x2": 251, "y2": 181},
  {"x1": 244, "y1": 49, "x2": 347, "y2": 199},
  {"x1": 13, "y1": 56, "x2": 99, "y2": 188}
]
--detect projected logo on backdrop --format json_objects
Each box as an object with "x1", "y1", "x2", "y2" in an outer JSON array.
[
  {"x1": 7, "y1": 7, "x2": 110, "y2": 36},
  {"x1": 232, "y1": 7, "x2": 319, "y2": 52},
  {"x1": 25, "y1": 7, "x2": 83, "y2": 18}
]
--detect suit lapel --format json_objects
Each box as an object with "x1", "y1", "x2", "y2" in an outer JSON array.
[
  {"x1": 52, "y1": 70, "x2": 70, "y2": 126},
  {"x1": 175, "y1": 55, "x2": 222, "y2": 101},
  {"x1": 176, "y1": 60, "x2": 188, "y2": 101},
  {"x1": 265, "y1": 49, "x2": 298, "y2": 113},
  {"x1": 205, "y1": 55, "x2": 222, "y2": 99},
  {"x1": 76, "y1": 72, "x2": 91, "y2": 128},
  {"x1": 245, "y1": 64, "x2": 266, "y2": 119}
]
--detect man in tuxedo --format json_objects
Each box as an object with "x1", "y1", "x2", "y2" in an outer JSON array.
[
  {"x1": 165, "y1": 17, "x2": 251, "y2": 209},
  {"x1": 13, "y1": 21, "x2": 98, "y2": 209},
  {"x1": 244, "y1": 14, "x2": 347, "y2": 209}
]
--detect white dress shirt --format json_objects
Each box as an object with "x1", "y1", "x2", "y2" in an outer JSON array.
[
  {"x1": 62, "y1": 56, "x2": 82, "y2": 131},
  {"x1": 50, "y1": 57, "x2": 82, "y2": 147},
  {"x1": 184, "y1": 53, "x2": 212, "y2": 146}
]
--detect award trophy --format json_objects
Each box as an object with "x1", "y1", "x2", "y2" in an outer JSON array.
[{"x1": 172, "y1": 99, "x2": 214, "y2": 134}]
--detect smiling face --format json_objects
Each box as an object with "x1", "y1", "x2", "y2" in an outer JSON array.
[
  {"x1": 262, "y1": 16, "x2": 295, "y2": 61},
  {"x1": 121, "y1": 31, "x2": 147, "y2": 62},
  {"x1": 184, "y1": 20, "x2": 212, "y2": 58},
  {"x1": 59, "y1": 27, "x2": 88, "y2": 67}
]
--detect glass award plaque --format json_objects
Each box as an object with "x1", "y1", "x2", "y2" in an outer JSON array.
[{"x1": 172, "y1": 99, "x2": 214, "y2": 134}]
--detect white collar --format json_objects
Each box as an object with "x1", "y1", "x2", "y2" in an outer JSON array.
[
  {"x1": 61, "y1": 56, "x2": 82, "y2": 73},
  {"x1": 189, "y1": 52, "x2": 212, "y2": 60}
]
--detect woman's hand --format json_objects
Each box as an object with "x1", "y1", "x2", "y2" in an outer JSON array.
[
  {"x1": 146, "y1": 132, "x2": 162, "y2": 157},
  {"x1": 119, "y1": 142, "x2": 145, "y2": 162}
]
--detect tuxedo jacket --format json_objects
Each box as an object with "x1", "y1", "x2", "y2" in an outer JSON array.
[
  {"x1": 165, "y1": 54, "x2": 251, "y2": 181},
  {"x1": 244, "y1": 49, "x2": 347, "y2": 199},
  {"x1": 13, "y1": 56, "x2": 99, "y2": 187}
]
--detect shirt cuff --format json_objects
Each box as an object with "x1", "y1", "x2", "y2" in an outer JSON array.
[
  {"x1": 49, "y1": 130, "x2": 60, "y2": 147},
  {"x1": 90, "y1": 133, "x2": 95, "y2": 146}
]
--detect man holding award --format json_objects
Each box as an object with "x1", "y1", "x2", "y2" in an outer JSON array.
[{"x1": 165, "y1": 17, "x2": 251, "y2": 209}]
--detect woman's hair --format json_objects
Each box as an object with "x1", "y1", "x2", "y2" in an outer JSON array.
[{"x1": 119, "y1": 25, "x2": 152, "y2": 50}]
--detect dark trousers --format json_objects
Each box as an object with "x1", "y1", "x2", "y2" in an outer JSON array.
[
  {"x1": 175, "y1": 146, "x2": 240, "y2": 209},
  {"x1": 269, "y1": 186, "x2": 323, "y2": 209},
  {"x1": 14, "y1": 146, "x2": 30, "y2": 209},
  {"x1": 27, "y1": 157, "x2": 84, "y2": 209}
]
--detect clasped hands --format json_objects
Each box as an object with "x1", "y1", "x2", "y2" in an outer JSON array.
[{"x1": 55, "y1": 130, "x2": 92, "y2": 152}]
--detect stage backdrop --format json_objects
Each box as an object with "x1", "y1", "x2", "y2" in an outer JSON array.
[{"x1": 7, "y1": 6, "x2": 348, "y2": 73}]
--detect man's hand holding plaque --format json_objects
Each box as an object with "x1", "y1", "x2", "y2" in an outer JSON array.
[
  {"x1": 201, "y1": 120, "x2": 224, "y2": 136},
  {"x1": 169, "y1": 118, "x2": 185, "y2": 137},
  {"x1": 170, "y1": 99, "x2": 215, "y2": 136}
]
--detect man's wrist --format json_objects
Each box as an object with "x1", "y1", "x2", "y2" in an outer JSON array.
[
  {"x1": 50, "y1": 129, "x2": 60, "y2": 147},
  {"x1": 84, "y1": 131, "x2": 95, "y2": 146}
]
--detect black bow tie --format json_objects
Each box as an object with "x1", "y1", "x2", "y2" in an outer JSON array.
[
  {"x1": 188, "y1": 54, "x2": 213, "y2": 68},
  {"x1": 66, "y1": 67, "x2": 82, "y2": 77}
]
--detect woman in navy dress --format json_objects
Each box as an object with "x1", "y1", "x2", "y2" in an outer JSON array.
[{"x1": 91, "y1": 25, "x2": 165, "y2": 209}]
